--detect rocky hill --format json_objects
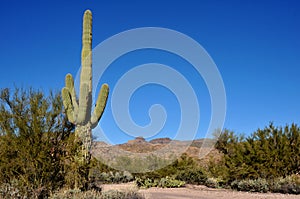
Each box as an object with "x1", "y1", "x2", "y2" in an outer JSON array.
[{"x1": 91, "y1": 137, "x2": 222, "y2": 172}]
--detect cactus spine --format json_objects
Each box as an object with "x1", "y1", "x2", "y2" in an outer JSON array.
[{"x1": 61, "y1": 10, "x2": 109, "y2": 164}]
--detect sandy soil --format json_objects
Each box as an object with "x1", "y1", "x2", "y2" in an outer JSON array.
[{"x1": 101, "y1": 183, "x2": 300, "y2": 199}]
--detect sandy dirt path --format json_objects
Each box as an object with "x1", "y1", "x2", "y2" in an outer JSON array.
[{"x1": 101, "y1": 183, "x2": 300, "y2": 199}]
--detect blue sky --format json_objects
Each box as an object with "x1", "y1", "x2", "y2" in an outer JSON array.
[{"x1": 0, "y1": 0, "x2": 299, "y2": 144}]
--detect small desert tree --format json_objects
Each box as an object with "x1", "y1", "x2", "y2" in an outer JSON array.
[
  {"x1": 0, "y1": 88, "x2": 74, "y2": 197},
  {"x1": 212, "y1": 124, "x2": 300, "y2": 183}
]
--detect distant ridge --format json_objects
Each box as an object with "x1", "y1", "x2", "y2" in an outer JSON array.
[
  {"x1": 149, "y1": 138, "x2": 171, "y2": 145},
  {"x1": 92, "y1": 137, "x2": 221, "y2": 168}
]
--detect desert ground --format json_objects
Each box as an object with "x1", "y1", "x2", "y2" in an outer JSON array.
[{"x1": 101, "y1": 183, "x2": 300, "y2": 199}]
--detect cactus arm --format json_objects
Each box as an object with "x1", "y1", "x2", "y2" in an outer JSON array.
[
  {"x1": 61, "y1": 87, "x2": 75, "y2": 123},
  {"x1": 65, "y1": 73, "x2": 79, "y2": 116},
  {"x1": 91, "y1": 83, "x2": 109, "y2": 128}
]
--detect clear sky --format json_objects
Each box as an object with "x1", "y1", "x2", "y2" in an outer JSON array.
[{"x1": 0, "y1": 0, "x2": 299, "y2": 144}]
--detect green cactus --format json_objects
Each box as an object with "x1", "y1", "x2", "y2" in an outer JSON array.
[{"x1": 61, "y1": 10, "x2": 109, "y2": 165}]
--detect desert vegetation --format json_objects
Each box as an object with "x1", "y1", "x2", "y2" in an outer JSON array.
[
  {"x1": 130, "y1": 124, "x2": 300, "y2": 194},
  {"x1": 0, "y1": 87, "x2": 143, "y2": 198},
  {"x1": 0, "y1": 87, "x2": 300, "y2": 198},
  {"x1": 210, "y1": 124, "x2": 300, "y2": 193}
]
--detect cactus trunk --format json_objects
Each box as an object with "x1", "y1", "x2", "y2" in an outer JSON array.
[{"x1": 76, "y1": 124, "x2": 92, "y2": 162}]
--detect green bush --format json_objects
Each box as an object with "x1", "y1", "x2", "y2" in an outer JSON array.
[
  {"x1": 50, "y1": 189, "x2": 144, "y2": 199},
  {"x1": 208, "y1": 156, "x2": 230, "y2": 183},
  {"x1": 205, "y1": 177, "x2": 223, "y2": 188},
  {"x1": 50, "y1": 189, "x2": 101, "y2": 199},
  {"x1": 135, "y1": 176, "x2": 185, "y2": 188},
  {"x1": 135, "y1": 178, "x2": 157, "y2": 188},
  {"x1": 214, "y1": 124, "x2": 300, "y2": 185},
  {"x1": 229, "y1": 176, "x2": 300, "y2": 194},
  {"x1": 175, "y1": 168, "x2": 208, "y2": 185},
  {"x1": 101, "y1": 190, "x2": 144, "y2": 199},
  {"x1": 134, "y1": 154, "x2": 208, "y2": 187},
  {"x1": 112, "y1": 155, "x2": 171, "y2": 173},
  {"x1": 270, "y1": 175, "x2": 300, "y2": 194},
  {"x1": 230, "y1": 178, "x2": 269, "y2": 193},
  {"x1": 0, "y1": 181, "x2": 22, "y2": 199},
  {"x1": 0, "y1": 88, "x2": 75, "y2": 197},
  {"x1": 89, "y1": 169, "x2": 134, "y2": 184},
  {"x1": 158, "y1": 176, "x2": 185, "y2": 188}
]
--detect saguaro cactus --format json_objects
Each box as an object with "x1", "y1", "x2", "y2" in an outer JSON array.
[{"x1": 61, "y1": 10, "x2": 109, "y2": 164}]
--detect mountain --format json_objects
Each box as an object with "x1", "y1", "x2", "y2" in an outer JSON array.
[{"x1": 91, "y1": 137, "x2": 221, "y2": 171}]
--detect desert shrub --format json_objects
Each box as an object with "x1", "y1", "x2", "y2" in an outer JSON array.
[
  {"x1": 207, "y1": 155, "x2": 230, "y2": 183},
  {"x1": 0, "y1": 181, "x2": 22, "y2": 199},
  {"x1": 0, "y1": 88, "x2": 75, "y2": 197},
  {"x1": 205, "y1": 177, "x2": 224, "y2": 188},
  {"x1": 111, "y1": 171, "x2": 134, "y2": 183},
  {"x1": 214, "y1": 129, "x2": 240, "y2": 155},
  {"x1": 49, "y1": 189, "x2": 101, "y2": 199},
  {"x1": 133, "y1": 153, "x2": 196, "y2": 180},
  {"x1": 112, "y1": 155, "x2": 171, "y2": 173},
  {"x1": 214, "y1": 124, "x2": 300, "y2": 184},
  {"x1": 158, "y1": 176, "x2": 185, "y2": 188},
  {"x1": 89, "y1": 169, "x2": 134, "y2": 184},
  {"x1": 134, "y1": 153, "x2": 208, "y2": 186},
  {"x1": 135, "y1": 178, "x2": 158, "y2": 188},
  {"x1": 50, "y1": 188, "x2": 144, "y2": 199},
  {"x1": 135, "y1": 176, "x2": 185, "y2": 188},
  {"x1": 101, "y1": 189, "x2": 144, "y2": 199},
  {"x1": 175, "y1": 167, "x2": 208, "y2": 185},
  {"x1": 270, "y1": 174, "x2": 300, "y2": 194},
  {"x1": 230, "y1": 178, "x2": 269, "y2": 193}
]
